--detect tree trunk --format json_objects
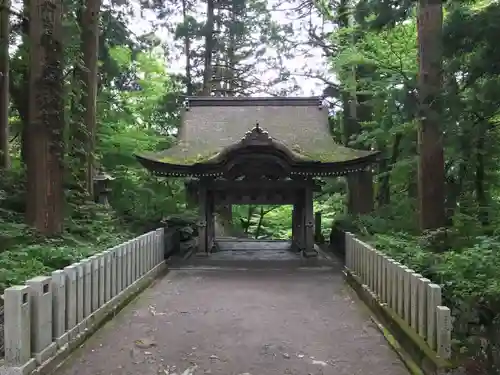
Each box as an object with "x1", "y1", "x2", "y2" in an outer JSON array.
[
  {"x1": 181, "y1": 0, "x2": 193, "y2": 96},
  {"x1": 254, "y1": 206, "x2": 265, "y2": 239},
  {"x1": 377, "y1": 133, "x2": 402, "y2": 207},
  {"x1": 19, "y1": 0, "x2": 30, "y2": 165},
  {"x1": 201, "y1": 0, "x2": 215, "y2": 95},
  {"x1": 475, "y1": 130, "x2": 488, "y2": 227},
  {"x1": 26, "y1": 0, "x2": 65, "y2": 235},
  {"x1": 417, "y1": 0, "x2": 445, "y2": 230},
  {"x1": 81, "y1": 0, "x2": 101, "y2": 197},
  {"x1": 242, "y1": 205, "x2": 255, "y2": 234},
  {"x1": 338, "y1": 0, "x2": 374, "y2": 215},
  {"x1": 0, "y1": 0, "x2": 9, "y2": 169},
  {"x1": 70, "y1": 0, "x2": 100, "y2": 198}
]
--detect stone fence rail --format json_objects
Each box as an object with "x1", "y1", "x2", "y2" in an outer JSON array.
[
  {"x1": 0, "y1": 228, "x2": 174, "y2": 375},
  {"x1": 345, "y1": 232, "x2": 452, "y2": 360}
]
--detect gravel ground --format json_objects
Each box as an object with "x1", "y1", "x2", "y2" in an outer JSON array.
[{"x1": 54, "y1": 262, "x2": 408, "y2": 375}]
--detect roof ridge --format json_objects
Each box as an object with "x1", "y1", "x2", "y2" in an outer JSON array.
[{"x1": 185, "y1": 96, "x2": 325, "y2": 108}]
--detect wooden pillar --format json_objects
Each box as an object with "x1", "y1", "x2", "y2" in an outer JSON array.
[
  {"x1": 347, "y1": 169, "x2": 374, "y2": 215},
  {"x1": 291, "y1": 203, "x2": 300, "y2": 252},
  {"x1": 314, "y1": 211, "x2": 324, "y2": 243},
  {"x1": 293, "y1": 198, "x2": 304, "y2": 252},
  {"x1": 303, "y1": 186, "x2": 316, "y2": 257},
  {"x1": 196, "y1": 184, "x2": 208, "y2": 256},
  {"x1": 206, "y1": 190, "x2": 215, "y2": 253}
]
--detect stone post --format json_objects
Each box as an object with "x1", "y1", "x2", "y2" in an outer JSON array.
[
  {"x1": 104, "y1": 251, "x2": 112, "y2": 302},
  {"x1": 418, "y1": 277, "x2": 431, "y2": 338},
  {"x1": 26, "y1": 276, "x2": 57, "y2": 364},
  {"x1": 74, "y1": 262, "x2": 85, "y2": 333},
  {"x1": 137, "y1": 236, "x2": 144, "y2": 276},
  {"x1": 2, "y1": 285, "x2": 36, "y2": 373},
  {"x1": 110, "y1": 247, "x2": 118, "y2": 298},
  {"x1": 89, "y1": 255, "x2": 99, "y2": 312},
  {"x1": 126, "y1": 241, "x2": 133, "y2": 287},
  {"x1": 156, "y1": 227, "x2": 165, "y2": 265},
  {"x1": 146, "y1": 234, "x2": 152, "y2": 270},
  {"x1": 131, "y1": 240, "x2": 137, "y2": 282},
  {"x1": 427, "y1": 283, "x2": 442, "y2": 350},
  {"x1": 98, "y1": 253, "x2": 106, "y2": 307},
  {"x1": 436, "y1": 306, "x2": 451, "y2": 359},
  {"x1": 63, "y1": 264, "x2": 78, "y2": 340},
  {"x1": 51, "y1": 270, "x2": 68, "y2": 347},
  {"x1": 140, "y1": 236, "x2": 147, "y2": 274},
  {"x1": 116, "y1": 246, "x2": 124, "y2": 293},
  {"x1": 121, "y1": 244, "x2": 128, "y2": 289},
  {"x1": 81, "y1": 259, "x2": 92, "y2": 318}
]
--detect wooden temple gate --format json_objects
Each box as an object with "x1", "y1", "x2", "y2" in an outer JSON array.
[
  {"x1": 136, "y1": 96, "x2": 379, "y2": 258},
  {"x1": 187, "y1": 178, "x2": 321, "y2": 256}
]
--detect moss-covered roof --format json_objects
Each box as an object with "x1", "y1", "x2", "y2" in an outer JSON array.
[{"x1": 136, "y1": 97, "x2": 378, "y2": 174}]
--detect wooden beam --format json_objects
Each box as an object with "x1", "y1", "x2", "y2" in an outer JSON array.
[{"x1": 205, "y1": 179, "x2": 320, "y2": 191}]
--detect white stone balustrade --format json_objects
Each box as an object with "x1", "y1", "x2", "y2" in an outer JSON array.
[
  {"x1": 1, "y1": 229, "x2": 168, "y2": 375},
  {"x1": 345, "y1": 232, "x2": 452, "y2": 360}
]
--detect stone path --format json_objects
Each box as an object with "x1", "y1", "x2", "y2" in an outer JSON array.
[
  {"x1": 212, "y1": 240, "x2": 299, "y2": 261},
  {"x1": 54, "y1": 244, "x2": 408, "y2": 375}
]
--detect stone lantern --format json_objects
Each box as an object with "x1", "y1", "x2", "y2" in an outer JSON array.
[{"x1": 93, "y1": 168, "x2": 114, "y2": 206}]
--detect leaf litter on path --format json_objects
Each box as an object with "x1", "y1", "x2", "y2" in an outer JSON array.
[
  {"x1": 134, "y1": 338, "x2": 157, "y2": 349},
  {"x1": 149, "y1": 304, "x2": 167, "y2": 316},
  {"x1": 164, "y1": 364, "x2": 198, "y2": 375}
]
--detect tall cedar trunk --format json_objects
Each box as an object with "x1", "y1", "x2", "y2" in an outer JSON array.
[
  {"x1": 26, "y1": 0, "x2": 64, "y2": 234},
  {"x1": 339, "y1": 2, "x2": 357, "y2": 214},
  {"x1": 338, "y1": 0, "x2": 353, "y2": 213},
  {"x1": 417, "y1": 0, "x2": 445, "y2": 230},
  {"x1": 70, "y1": 0, "x2": 100, "y2": 198},
  {"x1": 475, "y1": 130, "x2": 488, "y2": 227},
  {"x1": 19, "y1": 0, "x2": 30, "y2": 164},
  {"x1": 214, "y1": 2, "x2": 237, "y2": 225},
  {"x1": 227, "y1": 0, "x2": 236, "y2": 94},
  {"x1": 353, "y1": 67, "x2": 374, "y2": 214},
  {"x1": 201, "y1": 0, "x2": 215, "y2": 95},
  {"x1": 338, "y1": 0, "x2": 374, "y2": 214},
  {"x1": 377, "y1": 133, "x2": 402, "y2": 206},
  {"x1": 81, "y1": 0, "x2": 100, "y2": 197},
  {"x1": 0, "y1": 0, "x2": 9, "y2": 169},
  {"x1": 182, "y1": 0, "x2": 193, "y2": 96}
]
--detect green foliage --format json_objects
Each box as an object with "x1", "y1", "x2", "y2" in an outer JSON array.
[
  {"x1": 231, "y1": 192, "x2": 346, "y2": 240},
  {"x1": 319, "y1": 1, "x2": 500, "y2": 370},
  {"x1": 97, "y1": 45, "x2": 186, "y2": 229},
  {"x1": 0, "y1": 37, "x2": 184, "y2": 293},
  {"x1": 232, "y1": 205, "x2": 293, "y2": 239},
  {"x1": 0, "y1": 194, "x2": 134, "y2": 292}
]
